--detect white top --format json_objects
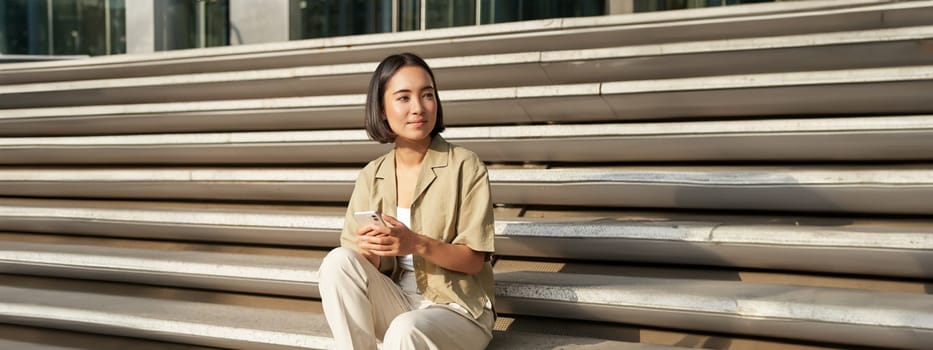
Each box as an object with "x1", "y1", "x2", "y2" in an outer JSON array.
[{"x1": 396, "y1": 207, "x2": 415, "y2": 272}]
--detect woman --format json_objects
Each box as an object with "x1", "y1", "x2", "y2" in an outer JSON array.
[{"x1": 319, "y1": 53, "x2": 496, "y2": 350}]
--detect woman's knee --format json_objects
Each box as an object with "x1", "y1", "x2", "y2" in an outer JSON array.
[
  {"x1": 385, "y1": 309, "x2": 490, "y2": 350},
  {"x1": 319, "y1": 247, "x2": 362, "y2": 281},
  {"x1": 383, "y1": 312, "x2": 427, "y2": 345},
  {"x1": 386, "y1": 312, "x2": 420, "y2": 332}
]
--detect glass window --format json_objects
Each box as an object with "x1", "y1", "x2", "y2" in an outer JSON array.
[
  {"x1": 480, "y1": 0, "x2": 604, "y2": 25},
  {"x1": 53, "y1": 0, "x2": 104, "y2": 56},
  {"x1": 203, "y1": 0, "x2": 227, "y2": 47},
  {"x1": 426, "y1": 0, "x2": 475, "y2": 29},
  {"x1": 155, "y1": 0, "x2": 227, "y2": 51},
  {"x1": 109, "y1": 0, "x2": 126, "y2": 54},
  {"x1": 291, "y1": 0, "x2": 392, "y2": 40},
  {"x1": 1, "y1": 0, "x2": 50, "y2": 55},
  {"x1": 397, "y1": 0, "x2": 420, "y2": 31},
  {"x1": 634, "y1": 0, "x2": 773, "y2": 12},
  {"x1": 1, "y1": 0, "x2": 124, "y2": 56}
]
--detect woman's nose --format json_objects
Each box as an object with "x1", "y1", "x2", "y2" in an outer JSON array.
[{"x1": 410, "y1": 98, "x2": 422, "y2": 115}]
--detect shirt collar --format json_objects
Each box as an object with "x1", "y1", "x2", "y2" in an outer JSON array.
[
  {"x1": 375, "y1": 135, "x2": 449, "y2": 180},
  {"x1": 374, "y1": 135, "x2": 450, "y2": 208}
]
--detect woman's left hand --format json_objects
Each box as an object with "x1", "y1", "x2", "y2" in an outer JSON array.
[
  {"x1": 361, "y1": 214, "x2": 424, "y2": 256},
  {"x1": 362, "y1": 214, "x2": 486, "y2": 275}
]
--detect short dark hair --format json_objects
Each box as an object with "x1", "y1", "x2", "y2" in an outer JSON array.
[{"x1": 364, "y1": 53, "x2": 446, "y2": 143}]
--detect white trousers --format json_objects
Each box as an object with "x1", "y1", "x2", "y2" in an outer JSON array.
[{"x1": 319, "y1": 247, "x2": 494, "y2": 350}]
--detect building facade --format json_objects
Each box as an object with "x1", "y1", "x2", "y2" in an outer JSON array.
[{"x1": 1, "y1": 0, "x2": 772, "y2": 57}]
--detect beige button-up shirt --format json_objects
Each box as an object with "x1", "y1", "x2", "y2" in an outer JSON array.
[{"x1": 340, "y1": 136, "x2": 496, "y2": 319}]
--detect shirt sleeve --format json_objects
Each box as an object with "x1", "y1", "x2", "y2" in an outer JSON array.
[
  {"x1": 451, "y1": 155, "x2": 495, "y2": 253},
  {"x1": 340, "y1": 164, "x2": 396, "y2": 276},
  {"x1": 340, "y1": 169, "x2": 369, "y2": 250}
]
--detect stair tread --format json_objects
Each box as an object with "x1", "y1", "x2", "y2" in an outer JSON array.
[
  {"x1": 0, "y1": 275, "x2": 332, "y2": 349},
  {"x1": 3, "y1": 25, "x2": 930, "y2": 99},
  {"x1": 3, "y1": 116, "x2": 933, "y2": 162},
  {"x1": 493, "y1": 270, "x2": 933, "y2": 349},
  {"x1": 0, "y1": 275, "x2": 678, "y2": 350},
  {"x1": 0, "y1": 324, "x2": 219, "y2": 350},
  {"x1": 3, "y1": 65, "x2": 931, "y2": 111},
  {"x1": 3, "y1": 234, "x2": 930, "y2": 330},
  {"x1": 1, "y1": 200, "x2": 930, "y2": 278},
  {"x1": 1, "y1": 165, "x2": 932, "y2": 214},
  {"x1": 495, "y1": 270, "x2": 933, "y2": 327}
]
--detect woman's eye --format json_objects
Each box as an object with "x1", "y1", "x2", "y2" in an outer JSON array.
[
  {"x1": 423, "y1": 93, "x2": 434, "y2": 99},
  {"x1": 397, "y1": 96, "x2": 409, "y2": 102}
]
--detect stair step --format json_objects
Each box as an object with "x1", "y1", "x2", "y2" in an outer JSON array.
[
  {"x1": 0, "y1": 304, "x2": 849, "y2": 350},
  {"x1": 491, "y1": 315, "x2": 848, "y2": 350},
  {"x1": 1, "y1": 165, "x2": 931, "y2": 214},
  {"x1": 0, "y1": 198, "x2": 344, "y2": 247},
  {"x1": 3, "y1": 66, "x2": 933, "y2": 135},
  {"x1": 0, "y1": 275, "x2": 332, "y2": 350},
  {"x1": 3, "y1": 25, "x2": 932, "y2": 109},
  {"x1": 0, "y1": 232, "x2": 326, "y2": 298},
  {"x1": 0, "y1": 0, "x2": 910, "y2": 85},
  {"x1": 3, "y1": 116, "x2": 933, "y2": 163},
  {"x1": 6, "y1": 268, "x2": 922, "y2": 349},
  {"x1": 488, "y1": 331, "x2": 683, "y2": 350},
  {"x1": 0, "y1": 324, "x2": 219, "y2": 350},
  {"x1": 4, "y1": 230, "x2": 929, "y2": 301},
  {"x1": 493, "y1": 270, "x2": 933, "y2": 349},
  {"x1": 0, "y1": 198, "x2": 930, "y2": 277},
  {"x1": 0, "y1": 275, "x2": 672, "y2": 350}
]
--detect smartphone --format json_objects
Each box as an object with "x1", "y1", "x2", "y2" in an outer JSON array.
[{"x1": 354, "y1": 210, "x2": 387, "y2": 227}]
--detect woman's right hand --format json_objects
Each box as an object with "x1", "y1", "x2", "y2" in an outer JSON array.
[{"x1": 355, "y1": 224, "x2": 388, "y2": 267}]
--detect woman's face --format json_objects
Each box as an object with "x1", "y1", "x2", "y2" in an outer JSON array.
[{"x1": 382, "y1": 65, "x2": 437, "y2": 145}]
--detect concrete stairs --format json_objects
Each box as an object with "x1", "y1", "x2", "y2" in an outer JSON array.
[{"x1": 1, "y1": 1, "x2": 932, "y2": 349}]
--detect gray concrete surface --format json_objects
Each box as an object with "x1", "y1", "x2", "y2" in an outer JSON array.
[
  {"x1": 2, "y1": 116, "x2": 931, "y2": 162},
  {"x1": 0, "y1": 324, "x2": 220, "y2": 350},
  {"x1": 2, "y1": 66, "x2": 931, "y2": 133},
  {"x1": 0, "y1": 198, "x2": 930, "y2": 277},
  {"x1": 4, "y1": 25, "x2": 932, "y2": 108},
  {"x1": 0, "y1": 233, "x2": 325, "y2": 297},
  {"x1": 0, "y1": 166, "x2": 931, "y2": 214},
  {"x1": 0, "y1": 275, "x2": 695, "y2": 350},
  {"x1": 494, "y1": 271, "x2": 933, "y2": 349},
  {"x1": 0, "y1": 275, "x2": 333, "y2": 350}
]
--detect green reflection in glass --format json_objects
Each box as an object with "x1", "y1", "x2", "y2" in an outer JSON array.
[
  {"x1": 480, "y1": 0, "x2": 604, "y2": 25},
  {"x1": 155, "y1": 0, "x2": 227, "y2": 51},
  {"x1": 634, "y1": 0, "x2": 773, "y2": 12},
  {"x1": 109, "y1": 0, "x2": 126, "y2": 54},
  {"x1": 426, "y1": 0, "x2": 475, "y2": 29},
  {"x1": 291, "y1": 0, "x2": 392, "y2": 39},
  {"x1": 1, "y1": 0, "x2": 50, "y2": 55},
  {"x1": 397, "y1": 0, "x2": 419, "y2": 32},
  {"x1": 1, "y1": 0, "x2": 124, "y2": 56}
]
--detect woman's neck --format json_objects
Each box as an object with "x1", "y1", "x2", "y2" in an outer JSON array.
[{"x1": 394, "y1": 137, "x2": 431, "y2": 167}]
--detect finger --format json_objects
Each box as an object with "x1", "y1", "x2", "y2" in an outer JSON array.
[
  {"x1": 382, "y1": 214, "x2": 404, "y2": 227},
  {"x1": 369, "y1": 225, "x2": 391, "y2": 237},
  {"x1": 370, "y1": 248, "x2": 398, "y2": 256},
  {"x1": 356, "y1": 225, "x2": 376, "y2": 236},
  {"x1": 356, "y1": 237, "x2": 370, "y2": 250},
  {"x1": 361, "y1": 236, "x2": 389, "y2": 249},
  {"x1": 359, "y1": 225, "x2": 387, "y2": 237}
]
